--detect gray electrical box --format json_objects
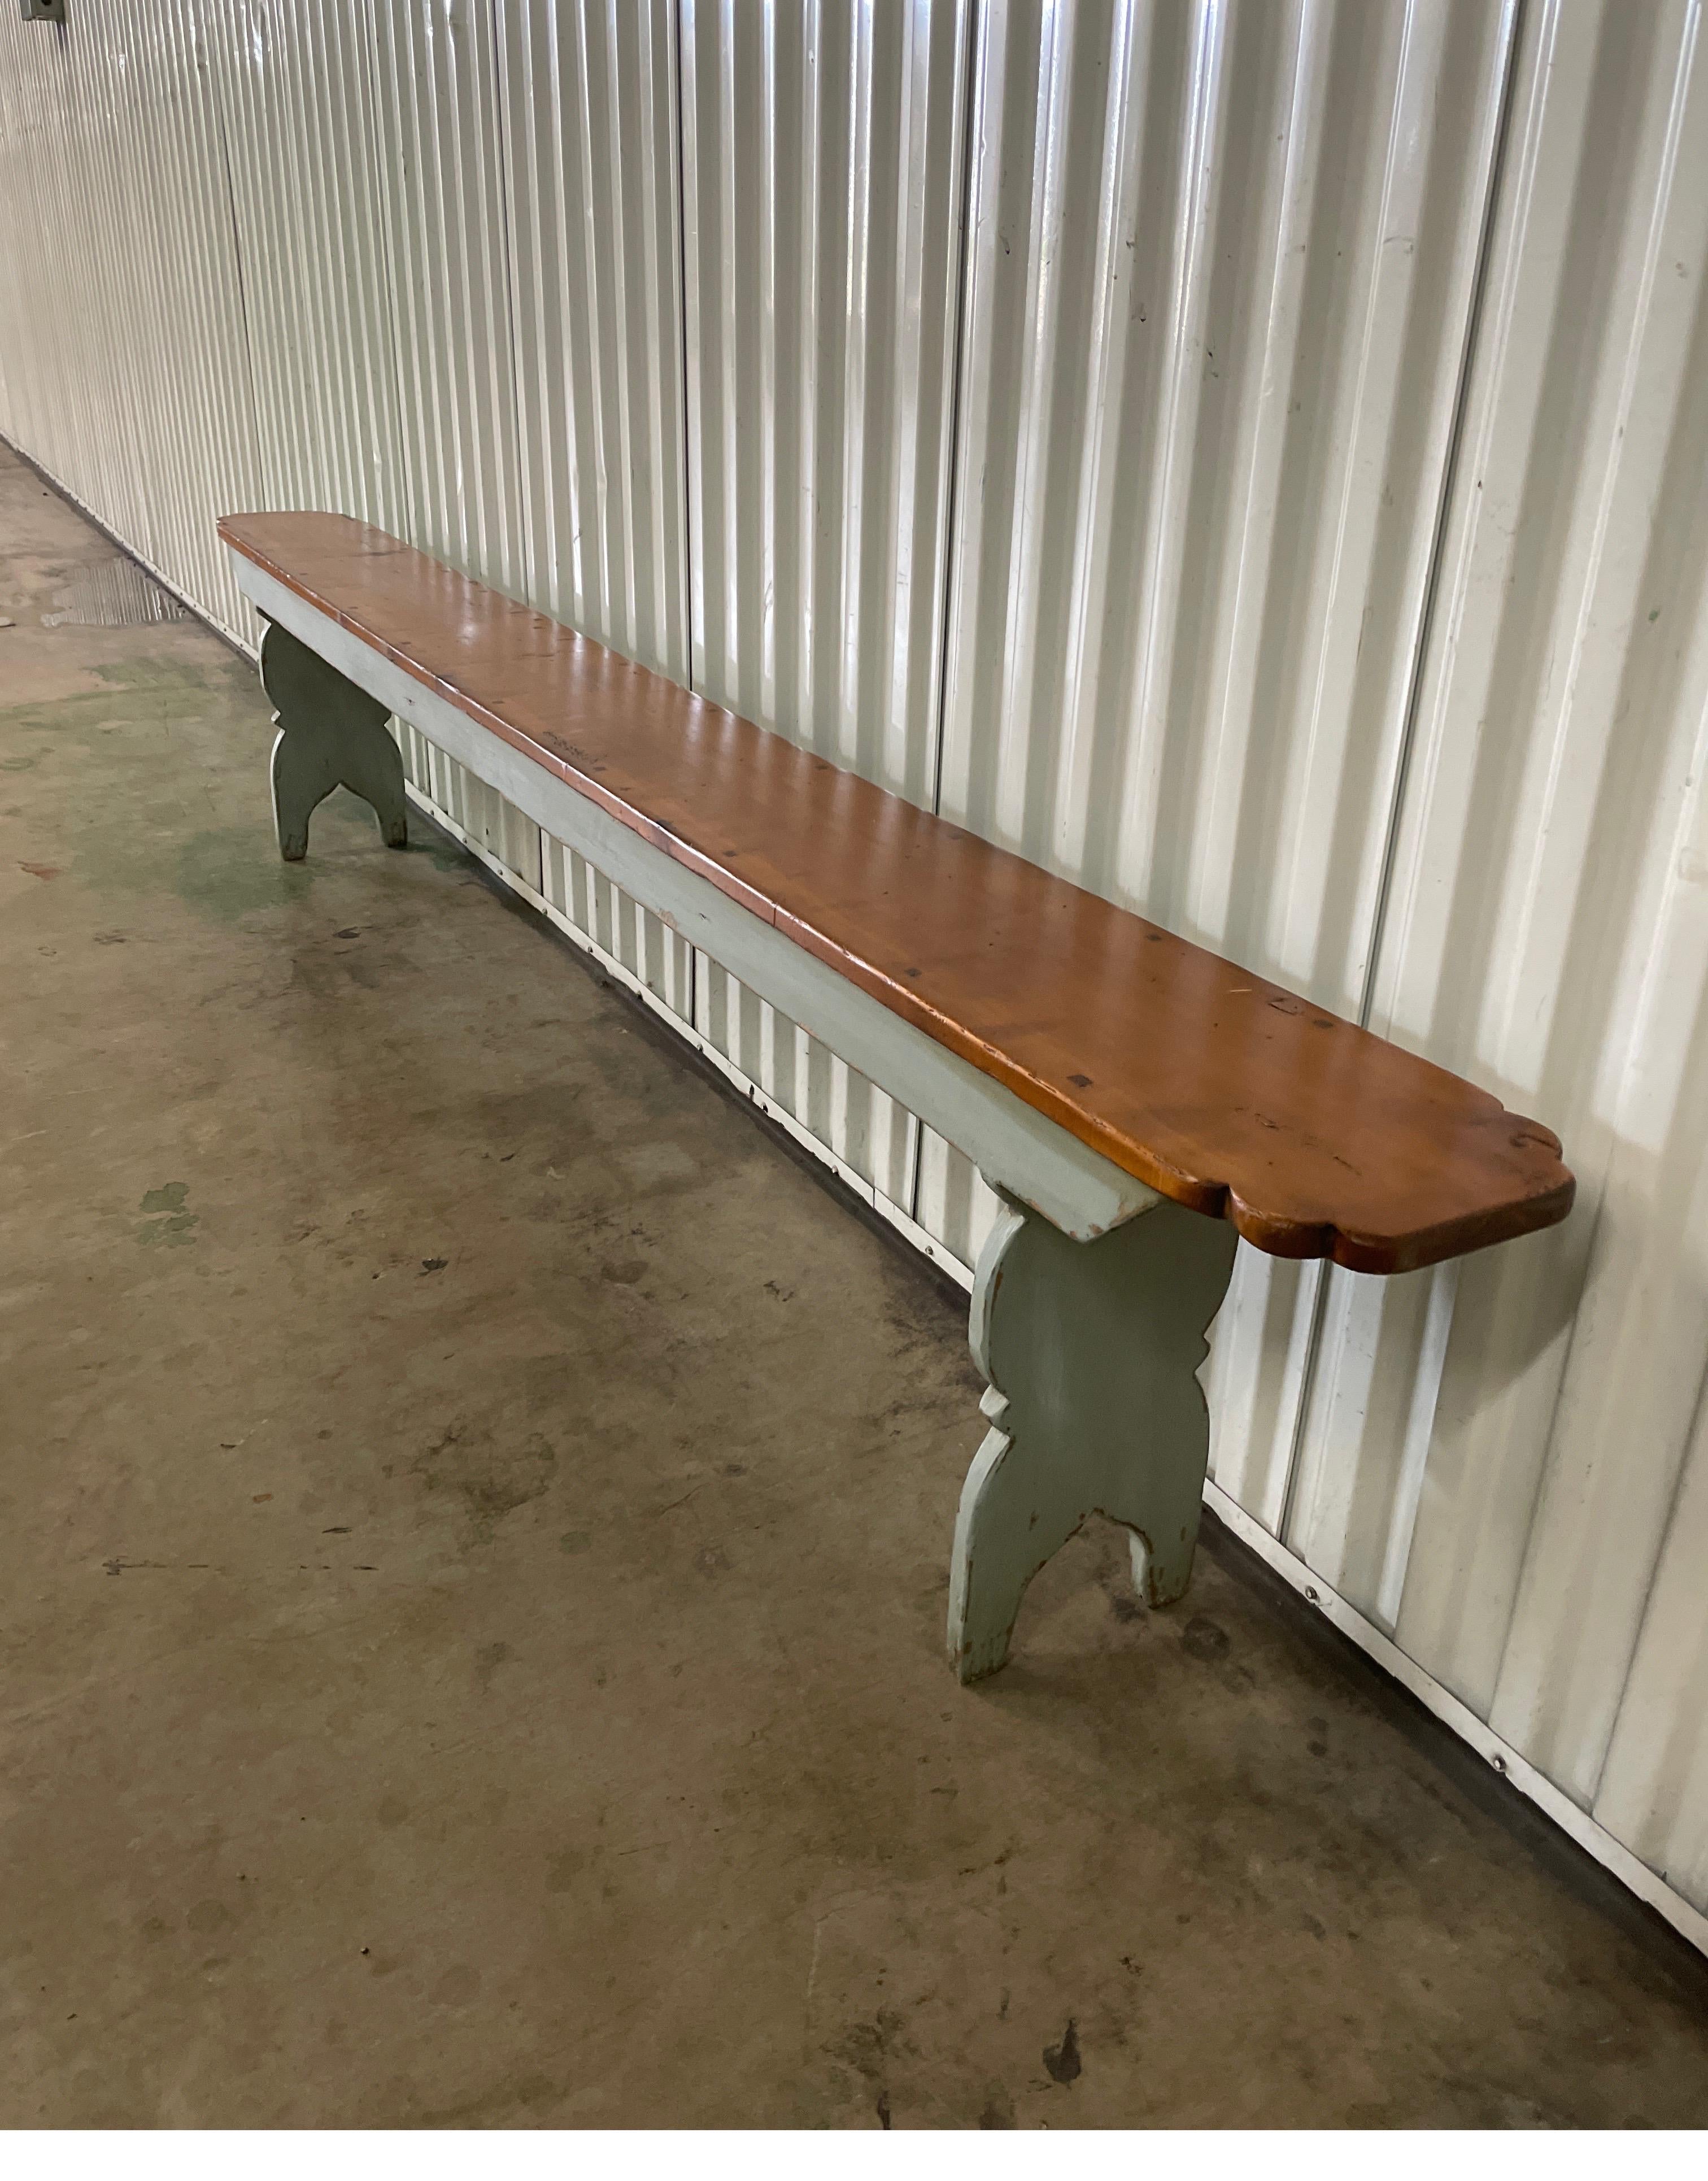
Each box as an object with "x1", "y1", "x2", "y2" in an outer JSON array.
[{"x1": 21, "y1": 0, "x2": 67, "y2": 21}]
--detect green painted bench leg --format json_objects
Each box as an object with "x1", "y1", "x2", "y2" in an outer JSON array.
[
  {"x1": 260, "y1": 619, "x2": 407, "y2": 861},
  {"x1": 947, "y1": 1187, "x2": 1238, "y2": 1683}
]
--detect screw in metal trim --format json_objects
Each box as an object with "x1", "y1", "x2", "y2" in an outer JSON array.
[{"x1": 1491, "y1": 1753, "x2": 1508, "y2": 1775}]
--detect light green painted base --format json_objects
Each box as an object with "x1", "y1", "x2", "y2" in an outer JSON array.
[
  {"x1": 260, "y1": 620, "x2": 407, "y2": 861},
  {"x1": 948, "y1": 1187, "x2": 1238, "y2": 1683}
]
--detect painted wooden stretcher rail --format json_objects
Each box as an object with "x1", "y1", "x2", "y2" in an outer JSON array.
[{"x1": 219, "y1": 510, "x2": 1575, "y2": 1682}]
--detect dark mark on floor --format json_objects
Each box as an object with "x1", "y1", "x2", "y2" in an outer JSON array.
[
  {"x1": 1182, "y1": 1613, "x2": 1230, "y2": 1661},
  {"x1": 420, "y1": 1257, "x2": 447, "y2": 1273},
  {"x1": 1043, "y1": 2020, "x2": 1080, "y2": 2086}
]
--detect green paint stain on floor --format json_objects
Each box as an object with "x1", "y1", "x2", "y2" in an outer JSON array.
[
  {"x1": 174, "y1": 825, "x2": 316, "y2": 922},
  {"x1": 7, "y1": 630, "x2": 466, "y2": 921},
  {"x1": 137, "y1": 1212, "x2": 198, "y2": 1248},
  {"x1": 137, "y1": 1180, "x2": 198, "y2": 1247},
  {"x1": 89, "y1": 657, "x2": 219, "y2": 696},
  {"x1": 0, "y1": 659, "x2": 229, "y2": 743}
]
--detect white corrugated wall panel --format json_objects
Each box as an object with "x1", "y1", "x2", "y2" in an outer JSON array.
[
  {"x1": 694, "y1": 959, "x2": 916, "y2": 1208},
  {"x1": 203, "y1": 0, "x2": 409, "y2": 535},
  {"x1": 499, "y1": 0, "x2": 689, "y2": 680},
  {"x1": 552, "y1": 840, "x2": 694, "y2": 1021},
  {"x1": 1283, "y1": 0, "x2": 1708, "y2": 1899},
  {"x1": 7, "y1": 9, "x2": 172, "y2": 547},
  {"x1": 0, "y1": 1, "x2": 264, "y2": 636},
  {"x1": 98, "y1": 0, "x2": 262, "y2": 633},
  {"x1": 120, "y1": 0, "x2": 264, "y2": 632},
  {"x1": 912, "y1": 1127, "x2": 999, "y2": 1273},
  {"x1": 0, "y1": 29, "x2": 82, "y2": 506},
  {"x1": 0, "y1": 22, "x2": 145, "y2": 523},
  {"x1": 371, "y1": 0, "x2": 523, "y2": 595},
  {"x1": 927, "y1": 0, "x2": 1519, "y2": 1448},
  {"x1": 940, "y1": 0, "x2": 1513, "y2": 968},
  {"x1": 680, "y1": 0, "x2": 969, "y2": 803}
]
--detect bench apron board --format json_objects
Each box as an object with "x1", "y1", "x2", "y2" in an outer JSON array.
[{"x1": 220, "y1": 515, "x2": 1575, "y2": 1686}]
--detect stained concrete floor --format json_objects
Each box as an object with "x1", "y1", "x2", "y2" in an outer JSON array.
[{"x1": 3, "y1": 445, "x2": 1708, "y2": 2132}]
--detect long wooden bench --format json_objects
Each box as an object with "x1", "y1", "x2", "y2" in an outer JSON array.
[{"x1": 219, "y1": 510, "x2": 1575, "y2": 1682}]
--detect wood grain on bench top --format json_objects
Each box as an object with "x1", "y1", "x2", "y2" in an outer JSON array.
[{"x1": 220, "y1": 511, "x2": 1575, "y2": 1274}]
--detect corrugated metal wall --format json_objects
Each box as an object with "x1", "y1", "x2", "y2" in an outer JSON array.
[
  {"x1": 0, "y1": 0, "x2": 263, "y2": 633},
  {"x1": 3, "y1": 0, "x2": 1707, "y2": 1940},
  {"x1": 1309, "y1": 0, "x2": 1708, "y2": 1887},
  {"x1": 205, "y1": 1, "x2": 408, "y2": 551},
  {"x1": 499, "y1": 0, "x2": 689, "y2": 677}
]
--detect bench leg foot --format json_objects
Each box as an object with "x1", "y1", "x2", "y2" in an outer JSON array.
[
  {"x1": 260, "y1": 620, "x2": 407, "y2": 860},
  {"x1": 948, "y1": 1190, "x2": 1236, "y2": 1683}
]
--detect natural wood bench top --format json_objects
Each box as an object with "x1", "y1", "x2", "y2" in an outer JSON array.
[{"x1": 220, "y1": 511, "x2": 1574, "y2": 1276}]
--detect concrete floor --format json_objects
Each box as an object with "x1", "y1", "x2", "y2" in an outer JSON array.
[{"x1": 3, "y1": 445, "x2": 1708, "y2": 2131}]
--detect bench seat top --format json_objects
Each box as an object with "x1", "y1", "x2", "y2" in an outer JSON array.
[{"x1": 220, "y1": 511, "x2": 1575, "y2": 1275}]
